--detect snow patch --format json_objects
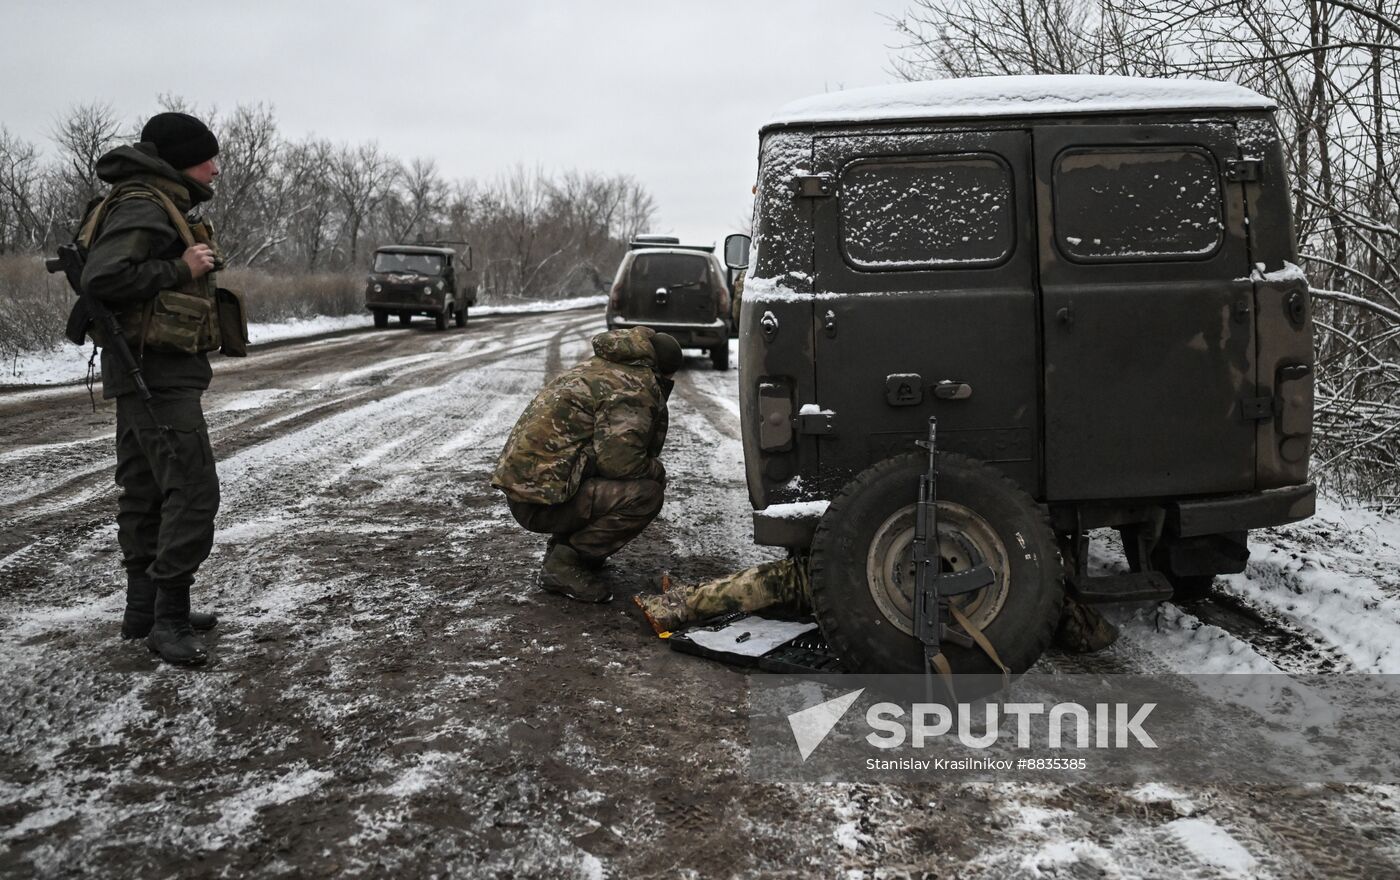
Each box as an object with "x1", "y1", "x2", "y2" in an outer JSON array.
[
  {"x1": 1250, "y1": 260, "x2": 1309, "y2": 284},
  {"x1": 1164, "y1": 817, "x2": 1258, "y2": 877},
  {"x1": 760, "y1": 500, "x2": 830, "y2": 520},
  {"x1": 1127, "y1": 783, "x2": 1198, "y2": 816},
  {"x1": 197, "y1": 767, "x2": 332, "y2": 850},
  {"x1": 1019, "y1": 839, "x2": 1123, "y2": 878}
]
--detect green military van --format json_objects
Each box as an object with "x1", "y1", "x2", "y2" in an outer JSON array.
[
  {"x1": 728, "y1": 75, "x2": 1316, "y2": 674},
  {"x1": 366, "y1": 244, "x2": 478, "y2": 331}
]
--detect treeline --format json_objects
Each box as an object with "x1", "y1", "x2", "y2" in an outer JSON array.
[
  {"x1": 0, "y1": 99, "x2": 657, "y2": 301},
  {"x1": 893, "y1": 0, "x2": 1400, "y2": 504}
]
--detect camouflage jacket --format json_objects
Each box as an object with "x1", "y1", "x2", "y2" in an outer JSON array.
[{"x1": 492, "y1": 327, "x2": 669, "y2": 505}]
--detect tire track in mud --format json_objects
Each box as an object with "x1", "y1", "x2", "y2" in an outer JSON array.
[
  {"x1": 1178, "y1": 590, "x2": 1355, "y2": 673},
  {"x1": 0, "y1": 310, "x2": 602, "y2": 604}
]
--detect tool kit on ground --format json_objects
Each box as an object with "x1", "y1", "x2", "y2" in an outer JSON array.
[{"x1": 664, "y1": 612, "x2": 846, "y2": 673}]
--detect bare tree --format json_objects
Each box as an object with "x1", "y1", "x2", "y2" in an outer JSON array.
[
  {"x1": 0, "y1": 127, "x2": 45, "y2": 252},
  {"x1": 387, "y1": 157, "x2": 444, "y2": 242},
  {"x1": 330, "y1": 142, "x2": 398, "y2": 266},
  {"x1": 49, "y1": 102, "x2": 125, "y2": 233},
  {"x1": 204, "y1": 103, "x2": 280, "y2": 263}
]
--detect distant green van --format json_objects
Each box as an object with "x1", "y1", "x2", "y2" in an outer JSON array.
[{"x1": 366, "y1": 244, "x2": 478, "y2": 331}]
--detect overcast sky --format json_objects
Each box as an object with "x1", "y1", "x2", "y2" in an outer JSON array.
[{"x1": 3, "y1": 0, "x2": 910, "y2": 244}]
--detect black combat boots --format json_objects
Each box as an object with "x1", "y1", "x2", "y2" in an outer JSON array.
[
  {"x1": 122, "y1": 577, "x2": 218, "y2": 640},
  {"x1": 145, "y1": 584, "x2": 209, "y2": 666},
  {"x1": 540, "y1": 544, "x2": 611, "y2": 603}
]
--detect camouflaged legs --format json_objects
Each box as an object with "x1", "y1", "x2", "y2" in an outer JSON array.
[
  {"x1": 637, "y1": 558, "x2": 810, "y2": 631},
  {"x1": 114, "y1": 390, "x2": 220, "y2": 590},
  {"x1": 508, "y1": 477, "x2": 664, "y2": 560}
]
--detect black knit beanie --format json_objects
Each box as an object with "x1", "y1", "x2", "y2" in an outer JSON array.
[
  {"x1": 140, "y1": 112, "x2": 219, "y2": 170},
  {"x1": 650, "y1": 333, "x2": 683, "y2": 375}
]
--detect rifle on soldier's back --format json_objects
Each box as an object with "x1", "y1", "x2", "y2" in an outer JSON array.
[
  {"x1": 48, "y1": 241, "x2": 156, "y2": 403},
  {"x1": 47, "y1": 244, "x2": 180, "y2": 462}
]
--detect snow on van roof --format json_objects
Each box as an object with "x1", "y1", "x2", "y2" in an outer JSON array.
[{"x1": 765, "y1": 75, "x2": 1274, "y2": 128}]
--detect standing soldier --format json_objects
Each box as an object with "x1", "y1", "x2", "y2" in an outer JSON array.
[
  {"x1": 493, "y1": 327, "x2": 682, "y2": 603},
  {"x1": 81, "y1": 112, "x2": 238, "y2": 666}
]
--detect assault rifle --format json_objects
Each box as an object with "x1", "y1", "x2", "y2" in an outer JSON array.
[
  {"x1": 47, "y1": 244, "x2": 178, "y2": 462},
  {"x1": 48, "y1": 242, "x2": 154, "y2": 402},
  {"x1": 911, "y1": 416, "x2": 995, "y2": 699}
]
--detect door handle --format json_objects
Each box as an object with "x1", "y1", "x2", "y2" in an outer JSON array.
[
  {"x1": 933, "y1": 381, "x2": 972, "y2": 400},
  {"x1": 1057, "y1": 303, "x2": 1074, "y2": 328}
]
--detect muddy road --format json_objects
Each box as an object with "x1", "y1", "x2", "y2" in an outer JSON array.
[{"x1": 2, "y1": 308, "x2": 1398, "y2": 878}]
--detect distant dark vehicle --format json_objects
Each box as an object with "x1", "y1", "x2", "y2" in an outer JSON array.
[
  {"x1": 366, "y1": 244, "x2": 478, "y2": 331},
  {"x1": 607, "y1": 239, "x2": 732, "y2": 370},
  {"x1": 731, "y1": 75, "x2": 1316, "y2": 674}
]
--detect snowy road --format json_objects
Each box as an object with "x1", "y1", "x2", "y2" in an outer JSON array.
[{"x1": 2, "y1": 306, "x2": 1399, "y2": 877}]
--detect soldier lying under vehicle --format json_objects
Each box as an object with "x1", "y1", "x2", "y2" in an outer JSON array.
[{"x1": 634, "y1": 559, "x2": 1119, "y2": 655}]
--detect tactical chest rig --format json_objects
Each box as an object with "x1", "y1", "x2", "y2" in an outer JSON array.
[{"x1": 78, "y1": 180, "x2": 247, "y2": 357}]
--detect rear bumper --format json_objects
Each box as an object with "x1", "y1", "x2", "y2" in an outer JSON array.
[
  {"x1": 1166, "y1": 483, "x2": 1316, "y2": 537},
  {"x1": 366, "y1": 300, "x2": 446, "y2": 314},
  {"x1": 607, "y1": 316, "x2": 728, "y2": 349}
]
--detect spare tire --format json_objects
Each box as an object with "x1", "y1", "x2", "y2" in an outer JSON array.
[{"x1": 809, "y1": 452, "x2": 1062, "y2": 675}]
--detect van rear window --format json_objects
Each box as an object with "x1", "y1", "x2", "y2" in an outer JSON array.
[
  {"x1": 839, "y1": 155, "x2": 1013, "y2": 270},
  {"x1": 628, "y1": 253, "x2": 714, "y2": 294},
  {"x1": 1053, "y1": 148, "x2": 1224, "y2": 261}
]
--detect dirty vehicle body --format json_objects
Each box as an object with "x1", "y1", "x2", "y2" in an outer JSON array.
[
  {"x1": 366, "y1": 244, "x2": 478, "y2": 330},
  {"x1": 734, "y1": 76, "x2": 1316, "y2": 674},
  {"x1": 608, "y1": 239, "x2": 733, "y2": 370}
]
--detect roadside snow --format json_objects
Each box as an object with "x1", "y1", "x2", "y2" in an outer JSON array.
[
  {"x1": 474, "y1": 294, "x2": 606, "y2": 316},
  {"x1": 1216, "y1": 498, "x2": 1400, "y2": 672},
  {"x1": 247, "y1": 313, "x2": 367, "y2": 345},
  {"x1": 0, "y1": 297, "x2": 605, "y2": 387}
]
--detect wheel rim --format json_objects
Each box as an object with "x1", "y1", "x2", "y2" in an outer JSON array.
[{"x1": 864, "y1": 501, "x2": 1011, "y2": 637}]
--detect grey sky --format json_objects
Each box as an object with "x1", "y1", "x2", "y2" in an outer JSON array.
[{"x1": 3, "y1": 0, "x2": 910, "y2": 245}]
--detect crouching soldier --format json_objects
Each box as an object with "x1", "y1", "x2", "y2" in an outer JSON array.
[
  {"x1": 635, "y1": 560, "x2": 1118, "y2": 653},
  {"x1": 492, "y1": 327, "x2": 683, "y2": 603}
]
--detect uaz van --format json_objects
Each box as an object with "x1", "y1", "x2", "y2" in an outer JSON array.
[{"x1": 728, "y1": 75, "x2": 1315, "y2": 674}]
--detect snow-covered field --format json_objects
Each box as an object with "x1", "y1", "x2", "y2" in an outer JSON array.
[{"x1": 1, "y1": 306, "x2": 1398, "y2": 877}]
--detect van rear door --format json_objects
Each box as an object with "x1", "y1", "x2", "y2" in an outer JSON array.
[
  {"x1": 624, "y1": 251, "x2": 720, "y2": 324},
  {"x1": 1035, "y1": 122, "x2": 1256, "y2": 500},
  {"x1": 809, "y1": 129, "x2": 1041, "y2": 496}
]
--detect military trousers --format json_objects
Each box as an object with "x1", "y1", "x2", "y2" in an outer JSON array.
[
  {"x1": 114, "y1": 388, "x2": 220, "y2": 590},
  {"x1": 508, "y1": 478, "x2": 664, "y2": 561},
  {"x1": 644, "y1": 558, "x2": 809, "y2": 629}
]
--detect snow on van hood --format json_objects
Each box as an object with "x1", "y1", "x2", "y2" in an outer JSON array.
[{"x1": 765, "y1": 75, "x2": 1274, "y2": 128}]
